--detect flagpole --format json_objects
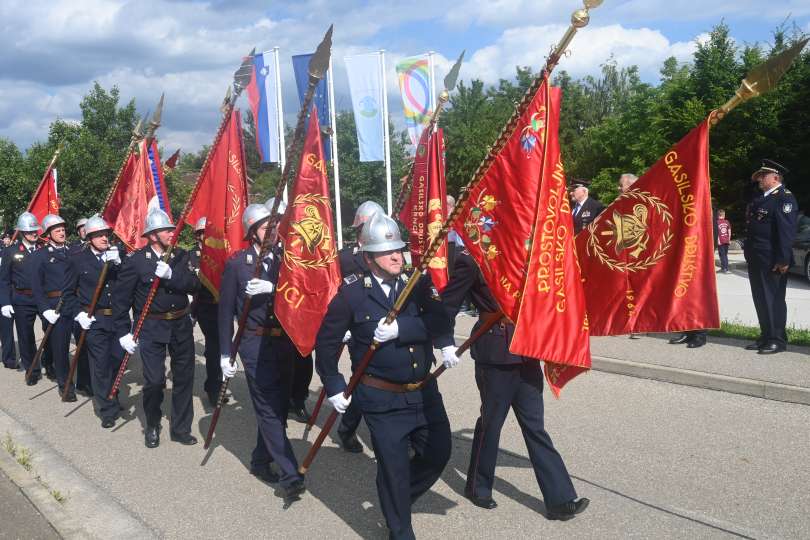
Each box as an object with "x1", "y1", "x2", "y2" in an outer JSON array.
[
  {"x1": 380, "y1": 50, "x2": 393, "y2": 216},
  {"x1": 273, "y1": 46, "x2": 288, "y2": 202},
  {"x1": 327, "y1": 57, "x2": 343, "y2": 249}
]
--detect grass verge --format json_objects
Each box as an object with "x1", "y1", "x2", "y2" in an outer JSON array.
[
  {"x1": 2, "y1": 431, "x2": 68, "y2": 504},
  {"x1": 708, "y1": 320, "x2": 810, "y2": 347}
]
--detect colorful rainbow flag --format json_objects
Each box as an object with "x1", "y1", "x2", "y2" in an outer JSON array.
[{"x1": 396, "y1": 54, "x2": 434, "y2": 145}]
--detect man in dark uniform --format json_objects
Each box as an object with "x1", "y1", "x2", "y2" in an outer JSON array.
[
  {"x1": 0, "y1": 230, "x2": 17, "y2": 369},
  {"x1": 114, "y1": 208, "x2": 200, "y2": 448},
  {"x1": 442, "y1": 244, "x2": 589, "y2": 520},
  {"x1": 187, "y1": 216, "x2": 224, "y2": 406},
  {"x1": 570, "y1": 181, "x2": 604, "y2": 234},
  {"x1": 67, "y1": 217, "x2": 93, "y2": 395},
  {"x1": 0, "y1": 213, "x2": 46, "y2": 384},
  {"x1": 332, "y1": 200, "x2": 384, "y2": 453},
  {"x1": 64, "y1": 215, "x2": 125, "y2": 427},
  {"x1": 218, "y1": 202, "x2": 305, "y2": 500},
  {"x1": 315, "y1": 212, "x2": 458, "y2": 540},
  {"x1": 744, "y1": 159, "x2": 799, "y2": 354},
  {"x1": 31, "y1": 215, "x2": 77, "y2": 399}
]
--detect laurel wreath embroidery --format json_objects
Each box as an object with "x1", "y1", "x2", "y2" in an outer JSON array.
[
  {"x1": 226, "y1": 184, "x2": 241, "y2": 226},
  {"x1": 282, "y1": 193, "x2": 336, "y2": 270},
  {"x1": 585, "y1": 190, "x2": 673, "y2": 273}
]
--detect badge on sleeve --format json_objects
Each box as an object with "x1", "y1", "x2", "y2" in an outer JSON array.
[
  {"x1": 783, "y1": 203, "x2": 793, "y2": 213},
  {"x1": 246, "y1": 253, "x2": 253, "y2": 264},
  {"x1": 344, "y1": 274, "x2": 358, "y2": 285},
  {"x1": 145, "y1": 251, "x2": 151, "y2": 259},
  {"x1": 363, "y1": 276, "x2": 372, "y2": 288}
]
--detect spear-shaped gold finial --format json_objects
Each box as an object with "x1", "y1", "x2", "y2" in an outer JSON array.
[
  {"x1": 546, "y1": 0, "x2": 603, "y2": 71},
  {"x1": 145, "y1": 93, "x2": 164, "y2": 141},
  {"x1": 711, "y1": 37, "x2": 809, "y2": 125}
]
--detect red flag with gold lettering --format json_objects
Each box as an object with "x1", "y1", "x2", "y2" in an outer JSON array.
[
  {"x1": 28, "y1": 165, "x2": 60, "y2": 222},
  {"x1": 399, "y1": 126, "x2": 449, "y2": 291},
  {"x1": 575, "y1": 119, "x2": 719, "y2": 335},
  {"x1": 276, "y1": 108, "x2": 342, "y2": 356},
  {"x1": 196, "y1": 109, "x2": 249, "y2": 298},
  {"x1": 452, "y1": 74, "x2": 590, "y2": 395}
]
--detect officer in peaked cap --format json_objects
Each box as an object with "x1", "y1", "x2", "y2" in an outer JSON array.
[
  {"x1": 314, "y1": 212, "x2": 458, "y2": 539},
  {"x1": 63, "y1": 215, "x2": 125, "y2": 426},
  {"x1": 30, "y1": 214, "x2": 78, "y2": 398},
  {"x1": 113, "y1": 208, "x2": 200, "y2": 448},
  {"x1": 217, "y1": 201, "x2": 306, "y2": 501},
  {"x1": 442, "y1": 243, "x2": 590, "y2": 520},
  {"x1": 0, "y1": 213, "x2": 47, "y2": 384},
  {"x1": 744, "y1": 159, "x2": 799, "y2": 354},
  {"x1": 569, "y1": 179, "x2": 605, "y2": 234},
  {"x1": 188, "y1": 216, "x2": 226, "y2": 406},
  {"x1": 330, "y1": 199, "x2": 385, "y2": 454}
]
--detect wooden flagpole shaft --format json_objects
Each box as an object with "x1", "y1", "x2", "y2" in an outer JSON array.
[
  {"x1": 12, "y1": 146, "x2": 62, "y2": 244},
  {"x1": 25, "y1": 297, "x2": 64, "y2": 382},
  {"x1": 427, "y1": 311, "x2": 504, "y2": 383},
  {"x1": 303, "y1": 342, "x2": 345, "y2": 440}
]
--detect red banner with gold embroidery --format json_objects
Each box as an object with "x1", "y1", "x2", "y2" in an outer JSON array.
[
  {"x1": 28, "y1": 165, "x2": 59, "y2": 223},
  {"x1": 511, "y1": 83, "x2": 590, "y2": 396},
  {"x1": 103, "y1": 145, "x2": 149, "y2": 251},
  {"x1": 196, "y1": 109, "x2": 249, "y2": 298},
  {"x1": 575, "y1": 120, "x2": 719, "y2": 335},
  {"x1": 276, "y1": 109, "x2": 342, "y2": 356}
]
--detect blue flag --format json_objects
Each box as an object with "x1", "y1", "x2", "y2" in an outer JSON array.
[
  {"x1": 292, "y1": 53, "x2": 331, "y2": 160},
  {"x1": 345, "y1": 53, "x2": 384, "y2": 162}
]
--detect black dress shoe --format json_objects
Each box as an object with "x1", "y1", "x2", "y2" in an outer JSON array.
[
  {"x1": 686, "y1": 336, "x2": 707, "y2": 348},
  {"x1": 758, "y1": 343, "x2": 785, "y2": 355},
  {"x1": 145, "y1": 425, "x2": 161, "y2": 448},
  {"x1": 745, "y1": 341, "x2": 764, "y2": 350},
  {"x1": 547, "y1": 498, "x2": 590, "y2": 521},
  {"x1": 76, "y1": 385, "x2": 94, "y2": 397},
  {"x1": 101, "y1": 417, "x2": 115, "y2": 429},
  {"x1": 170, "y1": 432, "x2": 198, "y2": 445},
  {"x1": 283, "y1": 479, "x2": 306, "y2": 500},
  {"x1": 250, "y1": 465, "x2": 280, "y2": 484},
  {"x1": 464, "y1": 492, "x2": 498, "y2": 509},
  {"x1": 338, "y1": 431, "x2": 363, "y2": 453},
  {"x1": 62, "y1": 390, "x2": 77, "y2": 402},
  {"x1": 288, "y1": 401, "x2": 310, "y2": 423},
  {"x1": 44, "y1": 367, "x2": 56, "y2": 381},
  {"x1": 668, "y1": 334, "x2": 690, "y2": 345},
  {"x1": 26, "y1": 374, "x2": 41, "y2": 386}
]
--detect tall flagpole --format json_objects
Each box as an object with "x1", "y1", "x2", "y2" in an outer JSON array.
[
  {"x1": 273, "y1": 46, "x2": 288, "y2": 202},
  {"x1": 327, "y1": 57, "x2": 343, "y2": 248},
  {"x1": 380, "y1": 50, "x2": 393, "y2": 216}
]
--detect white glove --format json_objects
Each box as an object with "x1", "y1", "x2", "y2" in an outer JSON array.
[
  {"x1": 245, "y1": 278, "x2": 274, "y2": 296},
  {"x1": 374, "y1": 318, "x2": 399, "y2": 343},
  {"x1": 102, "y1": 247, "x2": 121, "y2": 265},
  {"x1": 155, "y1": 261, "x2": 172, "y2": 279},
  {"x1": 74, "y1": 311, "x2": 96, "y2": 330},
  {"x1": 119, "y1": 333, "x2": 138, "y2": 354},
  {"x1": 43, "y1": 309, "x2": 60, "y2": 325},
  {"x1": 342, "y1": 330, "x2": 352, "y2": 343},
  {"x1": 328, "y1": 392, "x2": 351, "y2": 414},
  {"x1": 1, "y1": 305, "x2": 13, "y2": 318},
  {"x1": 441, "y1": 345, "x2": 460, "y2": 369},
  {"x1": 220, "y1": 355, "x2": 237, "y2": 379}
]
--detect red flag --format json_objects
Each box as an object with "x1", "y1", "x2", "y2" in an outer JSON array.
[
  {"x1": 28, "y1": 166, "x2": 60, "y2": 223},
  {"x1": 102, "y1": 140, "x2": 170, "y2": 251},
  {"x1": 399, "y1": 127, "x2": 449, "y2": 290},
  {"x1": 163, "y1": 148, "x2": 181, "y2": 174},
  {"x1": 452, "y1": 76, "x2": 591, "y2": 395},
  {"x1": 276, "y1": 109, "x2": 342, "y2": 356},
  {"x1": 575, "y1": 120, "x2": 719, "y2": 335},
  {"x1": 510, "y1": 82, "x2": 590, "y2": 396},
  {"x1": 197, "y1": 110, "x2": 249, "y2": 298}
]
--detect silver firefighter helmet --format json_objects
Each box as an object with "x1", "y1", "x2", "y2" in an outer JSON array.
[
  {"x1": 264, "y1": 197, "x2": 288, "y2": 216},
  {"x1": 194, "y1": 216, "x2": 207, "y2": 233},
  {"x1": 242, "y1": 203, "x2": 272, "y2": 239},
  {"x1": 75, "y1": 217, "x2": 88, "y2": 230},
  {"x1": 359, "y1": 212, "x2": 406, "y2": 253},
  {"x1": 352, "y1": 200, "x2": 384, "y2": 228},
  {"x1": 41, "y1": 214, "x2": 66, "y2": 234},
  {"x1": 15, "y1": 212, "x2": 40, "y2": 233},
  {"x1": 84, "y1": 214, "x2": 112, "y2": 236},
  {"x1": 141, "y1": 208, "x2": 174, "y2": 237}
]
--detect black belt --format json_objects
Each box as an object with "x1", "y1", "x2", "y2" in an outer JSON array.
[
  {"x1": 253, "y1": 326, "x2": 285, "y2": 337},
  {"x1": 143, "y1": 307, "x2": 189, "y2": 321}
]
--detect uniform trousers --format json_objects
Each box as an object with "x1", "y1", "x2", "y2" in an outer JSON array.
[
  {"x1": 72, "y1": 322, "x2": 92, "y2": 389},
  {"x1": 338, "y1": 399, "x2": 363, "y2": 437},
  {"x1": 196, "y1": 305, "x2": 222, "y2": 395},
  {"x1": 47, "y1": 316, "x2": 73, "y2": 390},
  {"x1": 747, "y1": 260, "x2": 789, "y2": 346},
  {"x1": 1, "y1": 314, "x2": 16, "y2": 368},
  {"x1": 86, "y1": 326, "x2": 124, "y2": 420},
  {"x1": 358, "y1": 379, "x2": 451, "y2": 540},
  {"x1": 138, "y1": 317, "x2": 196, "y2": 434},
  {"x1": 240, "y1": 334, "x2": 301, "y2": 488},
  {"x1": 290, "y1": 353, "x2": 313, "y2": 407},
  {"x1": 13, "y1": 305, "x2": 44, "y2": 375},
  {"x1": 466, "y1": 362, "x2": 576, "y2": 507}
]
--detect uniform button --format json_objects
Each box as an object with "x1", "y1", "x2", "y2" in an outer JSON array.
[
  {"x1": 365, "y1": 315, "x2": 370, "y2": 320},
  {"x1": 409, "y1": 347, "x2": 414, "y2": 352},
  {"x1": 412, "y1": 363, "x2": 417, "y2": 368}
]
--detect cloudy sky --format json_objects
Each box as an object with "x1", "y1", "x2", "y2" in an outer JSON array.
[{"x1": 1, "y1": 0, "x2": 808, "y2": 154}]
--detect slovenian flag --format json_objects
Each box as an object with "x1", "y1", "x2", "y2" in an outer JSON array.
[{"x1": 246, "y1": 51, "x2": 282, "y2": 163}]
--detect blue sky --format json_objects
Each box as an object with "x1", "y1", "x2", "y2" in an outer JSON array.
[{"x1": 0, "y1": 0, "x2": 807, "y2": 154}]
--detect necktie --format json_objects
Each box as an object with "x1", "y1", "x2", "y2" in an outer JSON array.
[
  {"x1": 384, "y1": 279, "x2": 398, "y2": 305},
  {"x1": 574, "y1": 204, "x2": 581, "y2": 216}
]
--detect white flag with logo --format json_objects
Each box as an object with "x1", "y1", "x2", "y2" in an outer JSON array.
[{"x1": 345, "y1": 53, "x2": 384, "y2": 162}]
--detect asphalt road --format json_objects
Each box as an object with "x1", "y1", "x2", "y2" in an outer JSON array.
[
  {"x1": 0, "y1": 469, "x2": 59, "y2": 540},
  {"x1": 0, "y1": 338, "x2": 808, "y2": 539}
]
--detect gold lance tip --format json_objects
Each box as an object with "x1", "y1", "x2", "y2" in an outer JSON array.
[{"x1": 547, "y1": 0, "x2": 603, "y2": 71}]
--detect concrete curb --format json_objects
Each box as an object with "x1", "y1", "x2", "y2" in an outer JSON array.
[
  {"x1": 592, "y1": 355, "x2": 810, "y2": 406},
  {"x1": 0, "y1": 444, "x2": 86, "y2": 539},
  {"x1": 0, "y1": 408, "x2": 156, "y2": 539}
]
